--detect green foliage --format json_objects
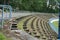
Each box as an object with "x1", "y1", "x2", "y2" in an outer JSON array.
[
  {"x1": 0, "y1": 0, "x2": 59, "y2": 13},
  {"x1": 10, "y1": 0, "x2": 59, "y2": 13}
]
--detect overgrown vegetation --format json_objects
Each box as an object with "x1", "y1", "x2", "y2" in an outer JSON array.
[{"x1": 0, "y1": 0, "x2": 59, "y2": 13}]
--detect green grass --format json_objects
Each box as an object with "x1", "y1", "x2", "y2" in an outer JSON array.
[
  {"x1": 52, "y1": 21, "x2": 58, "y2": 28},
  {"x1": 17, "y1": 20, "x2": 24, "y2": 30},
  {"x1": 0, "y1": 32, "x2": 12, "y2": 40},
  {"x1": 17, "y1": 16, "x2": 32, "y2": 30},
  {"x1": 0, "y1": 32, "x2": 7, "y2": 40}
]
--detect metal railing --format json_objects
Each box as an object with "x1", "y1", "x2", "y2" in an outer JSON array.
[{"x1": 0, "y1": 5, "x2": 12, "y2": 29}]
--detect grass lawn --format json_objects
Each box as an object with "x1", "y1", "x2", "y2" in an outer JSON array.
[
  {"x1": 0, "y1": 32, "x2": 12, "y2": 40},
  {"x1": 0, "y1": 32, "x2": 7, "y2": 40},
  {"x1": 52, "y1": 21, "x2": 58, "y2": 28}
]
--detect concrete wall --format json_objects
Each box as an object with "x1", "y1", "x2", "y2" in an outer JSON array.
[{"x1": 48, "y1": 18, "x2": 59, "y2": 34}]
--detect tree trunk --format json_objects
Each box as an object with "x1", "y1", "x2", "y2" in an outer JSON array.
[
  {"x1": 4, "y1": 0, "x2": 10, "y2": 5},
  {"x1": 4, "y1": 0, "x2": 6, "y2": 4}
]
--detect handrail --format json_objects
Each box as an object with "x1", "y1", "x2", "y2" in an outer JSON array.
[{"x1": 0, "y1": 5, "x2": 12, "y2": 29}]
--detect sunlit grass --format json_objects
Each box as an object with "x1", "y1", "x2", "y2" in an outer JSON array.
[
  {"x1": 17, "y1": 16, "x2": 32, "y2": 30},
  {"x1": 17, "y1": 20, "x2": 24, "y2": 30},
  {"x1": 52, "y1": 21, "x2": 58, "y2": 28}
]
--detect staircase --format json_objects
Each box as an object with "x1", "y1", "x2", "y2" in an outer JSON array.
[{"x1": 11, "y1": 22, "x2": 18, "y2": 30}]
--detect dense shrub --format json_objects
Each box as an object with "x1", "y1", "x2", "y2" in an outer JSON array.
[{"x1": 0, "y1": 0, "x2": 59, "y2": 13}]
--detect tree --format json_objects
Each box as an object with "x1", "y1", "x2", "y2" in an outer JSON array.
[{"x1": 0, "y1": 0, "x2": 59, "y2": 13}]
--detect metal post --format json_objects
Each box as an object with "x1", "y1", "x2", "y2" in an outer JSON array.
[
  {"x1": 2, "y1": 6, "x2": 4, "y2": 29},
  {"x1": 9, "y1": 6, "x2": 12, "y2": 30},
  {"x1": 58, "y1": 4, "x2": 60, "y2": 39},
  {"x1": 9, "y1": 6, "x2": 12, "y2": 19}
]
